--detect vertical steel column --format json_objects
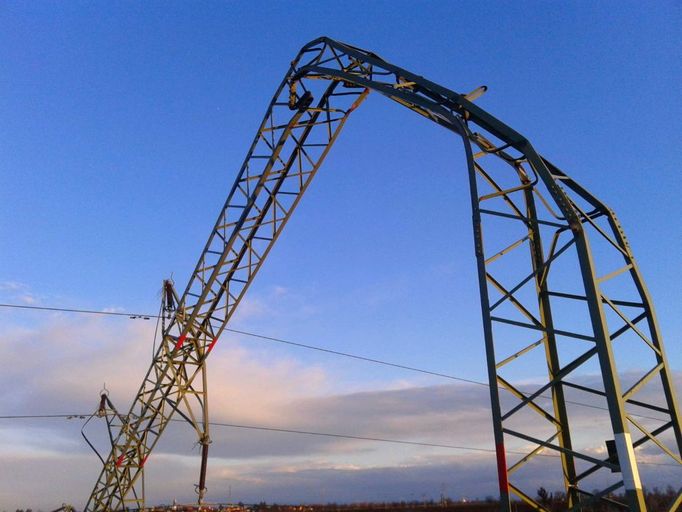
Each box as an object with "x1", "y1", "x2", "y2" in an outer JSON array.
[
  {"x1": 197, "y1": 362, "x2": 210, "y2": 505},
  {"x1": 458, "y1": 119, "x2": 512, "y2": 512},
  {"x1": 523, "y1": 147, "x2": 647, "y2": 511},
  {"x1": 575, "y1": 232, "x2": 645, "y2": 510},
  {"x1": 522, "y1": 179, "x2": 579, "y2": 508}
]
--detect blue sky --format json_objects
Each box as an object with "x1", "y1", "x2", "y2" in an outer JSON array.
[{"x1": 1, "y1": 1, "x2": 681, "y2": 509}]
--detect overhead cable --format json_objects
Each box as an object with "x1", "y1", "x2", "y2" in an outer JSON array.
[
  {"x1": 0, "y1": 302, "x2": 669, "y2": 423},
  {"x1": 0, "y1": 413, "x2": 677, "y2": 468}
]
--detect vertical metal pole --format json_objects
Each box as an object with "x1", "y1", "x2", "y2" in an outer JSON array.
[
  {"x1": 458, "y1": 121, "x2": 512, "y2": 511},
  {"x1": 522, "y1": 183, "x2": 579, "y2": 508},
  {"x1": 141, "y1": 467, "x2": 145, "y2": 512},
  {"x1": 198, "y1": 441, "x2": 209, "y2": 505},
  {"x1": 197, "y1": 361, "x2": 210, "y2": 506},
  {"x1": 572, "y1": 232, "x2": 646, "y2": 510},
  {"x1": 523, "y1": 147, "x2": 647, "y2": 510}
]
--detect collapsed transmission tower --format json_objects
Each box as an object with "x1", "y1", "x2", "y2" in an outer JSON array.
[{"x1": 85, "y1": 38, "x2": 682, "y2": 512}]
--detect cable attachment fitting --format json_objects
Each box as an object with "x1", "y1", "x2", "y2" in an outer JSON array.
[
  {"x1": 163, "y1": 279, "x2": 176, "y2": 313},
  {"x1": 97, "y1": 395, "x2": 107, "y2": 417},
  {"x1": 288, "y1": 76, "x2": 313, "y2": 111},
  {"x1": 97, "y1": 384, "x2": 109, "y2": 417},
  {"x1": 291, "y1": 90, "x2": 313, "y2": 112}
]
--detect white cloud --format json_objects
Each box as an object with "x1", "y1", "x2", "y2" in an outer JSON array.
[
  {"x1": 0, "y1": 311, "x2": 680, "y2": 511},
  {"x1": 0, "y1": 281, "x2": 40, "y2": 306},
  {"x1": 0, "y1": 281, "x2": 27, "y2": 292}
]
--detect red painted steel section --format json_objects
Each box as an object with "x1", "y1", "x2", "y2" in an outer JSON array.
[
  {"x1": 173, "y1": 333, "x2": 187, "y2": 352},
  {"x1": 206, "y1": 337, "x2": 218, "y2": 355},
  {"x1": 495, "y1": 442, "x2": 509, "y2": 493}
]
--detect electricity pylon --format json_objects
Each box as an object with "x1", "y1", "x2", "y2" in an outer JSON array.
[{"x1": 85, "y1": 38, "x2": 681, "y2": 512}]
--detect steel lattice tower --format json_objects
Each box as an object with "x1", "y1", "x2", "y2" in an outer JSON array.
[{"x1": 84, "y1": 38, "x2": 682, "y2": 512}]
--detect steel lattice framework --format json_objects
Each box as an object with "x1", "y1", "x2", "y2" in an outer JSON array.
[{"x1": 85, "y1": 38, "x2": 682, "y2": 512}]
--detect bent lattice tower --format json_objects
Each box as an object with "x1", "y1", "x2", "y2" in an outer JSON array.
[{"x1": 85, "y1": 38, "x2": 682, "y2": 512}]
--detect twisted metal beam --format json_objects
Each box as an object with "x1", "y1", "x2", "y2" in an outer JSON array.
[{"x1": 85, "y1": 37, "x2": 681, "y2": 512}]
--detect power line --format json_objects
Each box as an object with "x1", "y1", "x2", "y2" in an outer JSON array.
[
  {"x1": 0, "y1": 413, "x2": 503, "y2": 452},
  {"x1": 0, "y1": 303, "x2": 154, "y2": 319},
  {"x1": 0, "y1": 413, "x2": 678, "y2": 468},
  {"x1": 0, "y1": 414, "x2": 89, "y2": 419},
  {"x1": 224, "y1": 326, "x2": 485, "y2": 387},
  {"x1": 0, "y1": 302, "x2": 670, "y2": 423},
  {"x1": 199, "y1": 327, "x2": 671, "y2": 424},
  {"x1": 0, "y1": 304, "x2": 477, "y2": 384},
  {"x1": 196, "y1": 421, "x2": 682, "y2": 468},
  {"x1": 188, "y1": 420, "x2": 491, "y2": 453}
]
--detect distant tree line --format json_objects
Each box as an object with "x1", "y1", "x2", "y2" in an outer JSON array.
[
  {"x1": 534, "y1": 485, "x2": 680, "y2": 512},
  {"x1": 5, "y1": 487, "x2": 680, "y2": 512},
  {"x1": 247, "y1": 486, "x2": 680, "y2": 512}
]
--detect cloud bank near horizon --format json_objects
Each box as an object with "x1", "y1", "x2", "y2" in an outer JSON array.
[{"x1": 0, "y1": 293, "x2": 680, "y2": 511}]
